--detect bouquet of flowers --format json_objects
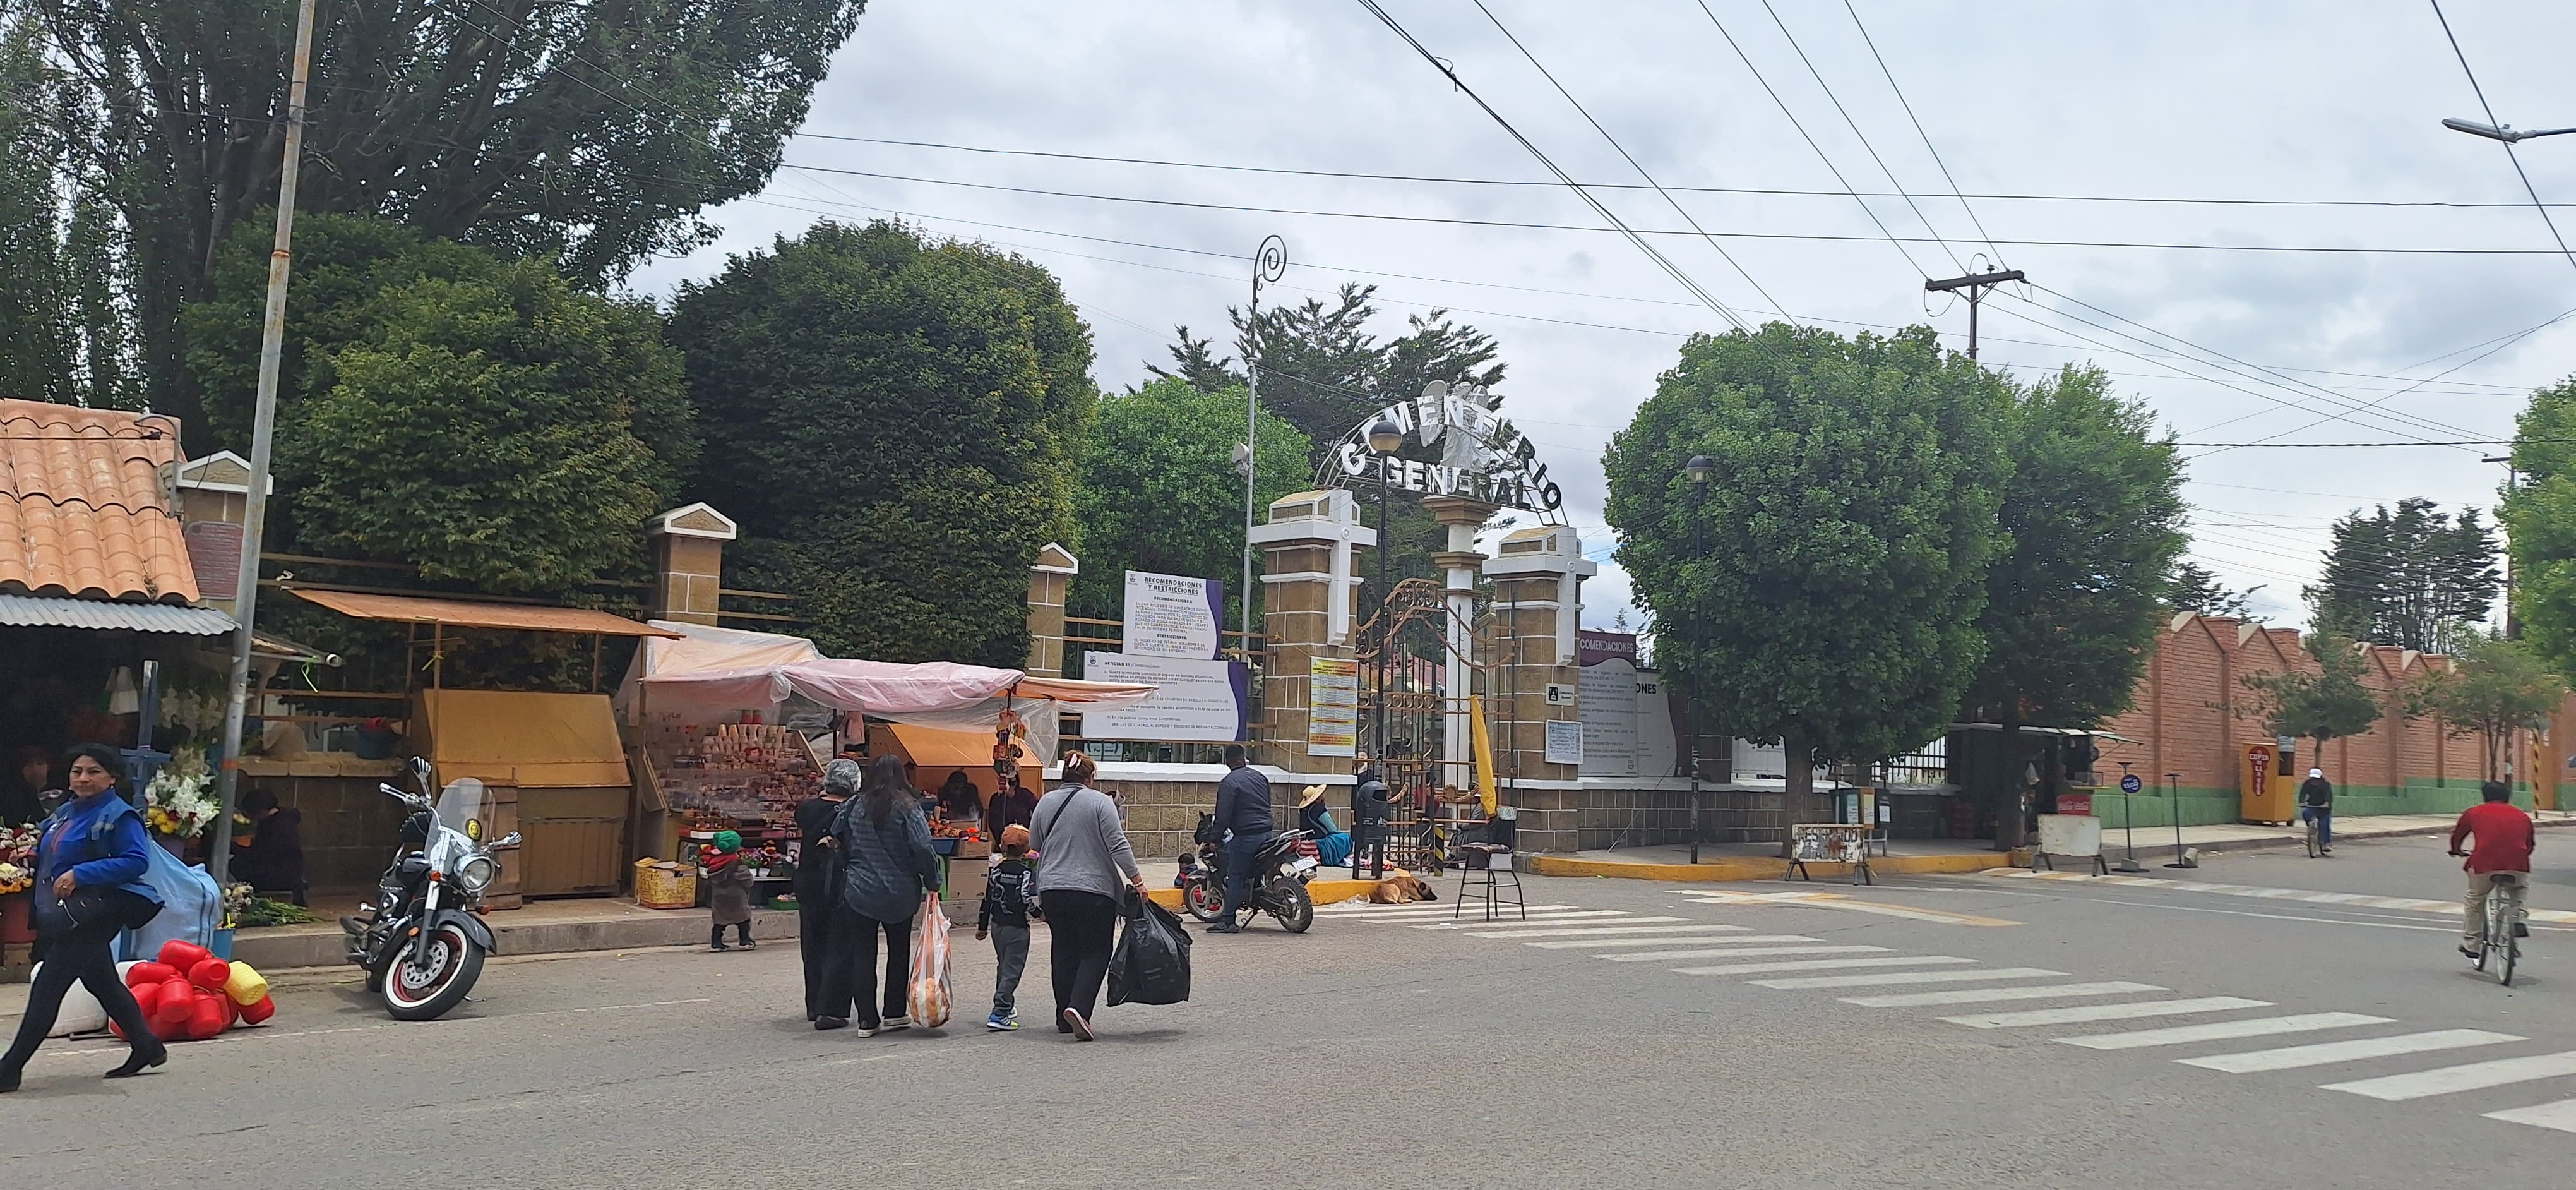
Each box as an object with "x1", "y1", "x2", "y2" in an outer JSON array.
[
  {"x1": 0, "y1": 822, "x2": 39, "y2": 866},
  {"x1": 144, "y1": 748, "x2": 220, "y2": 838},
  {"x1": 0, "y1": 861, "x2": 30, "y2": 896}
]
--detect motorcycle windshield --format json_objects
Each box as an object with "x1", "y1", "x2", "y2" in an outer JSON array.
[{"x1": 434, "y1": 778, "x2": 494, "y2": 846}]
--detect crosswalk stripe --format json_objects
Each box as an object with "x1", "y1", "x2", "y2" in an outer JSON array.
[
  {"x1": 1404, "y1": 911, "x2": 1640, "y2": 928},
  {"x1": 1327, "y1": 908, "x2": 1587, "y2": 921},
  {"x1": 1982, "y1": 868, "x2": 2576, "y2": 925},
  {"x1": 2321, "y1": 1050, "x2": 2576, "y2": 1101},
  {"x1": 1602, "y1": 944, "x2": 1886, "y2": 963},
  {"x1": 2483, "y1": 1098, "x2": 2576, "y2": 1133},
  {"x1": 1453, "y1": 920, "x2": 1698, "y2": 939},
  {"x1": 2055, "y1": 1012, "x2": 2389, "y2": 1051},
  {"x1": 1672, "y1": 956, "x2": 1977, "y2": 976},
  {"x1": 1524, "y1": 931, "x2": 1767, "y2": 949},
  {"x1": 1748, "y1": 967, "x2": 2064, "y2": 990},
  {"x1": 1939, "y1": 996, "x2": 2271, "y2": 1029},
  {"x1": 1320, "y1": 903, "x2": 1575, "y2": 917},
  {"x1": 2181, "y1": 1030, "x2": 2525, "y2": 1074},
  {"x1": 1841, "y1": 981, "x2": 2166, "y2": 1007}
]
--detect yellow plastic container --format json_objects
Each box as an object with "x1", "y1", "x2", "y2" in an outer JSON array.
[
  {"x1": 635, "y1": 860, "x2": 697, "y2": 910},
  {"x1": 224, "y1": 960, "x2": 271, "y2": 1007}
]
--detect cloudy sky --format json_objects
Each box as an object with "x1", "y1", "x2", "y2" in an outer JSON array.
[{"x1": 629, "y1": 0, "x2": 2576, "y2": 633}]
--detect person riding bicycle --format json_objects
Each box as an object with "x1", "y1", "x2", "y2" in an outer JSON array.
[
  {"x1": 2449, "y1": 780, "x2": 2536, "y2": 961},
  {"x1": 2298, "y1": 767, "x2": 2334, "y2": 855}
]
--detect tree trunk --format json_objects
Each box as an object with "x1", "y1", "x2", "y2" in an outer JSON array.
[
  {"x1": 1781, "y1": 724, "x2": 1815, "y2": 858},
  {"x1": 1995, "y1": 701, "x2": 2027, "y2": 853}
]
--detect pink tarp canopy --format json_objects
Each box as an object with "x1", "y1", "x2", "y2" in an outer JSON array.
[{"x1": 638, "y1": 657, "x2": 1155, "y2": 716}]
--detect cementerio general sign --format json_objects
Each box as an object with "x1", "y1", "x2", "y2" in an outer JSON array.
[{"x1": 1323, "y1": 380, "x2": 1565, "y2": 519}]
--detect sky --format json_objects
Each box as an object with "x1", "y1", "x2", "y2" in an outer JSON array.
[{"x1": 626, "y1": 0, "x2": 2576, "y2": 637}]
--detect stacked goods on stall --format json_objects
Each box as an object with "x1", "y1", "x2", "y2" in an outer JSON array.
[{"x1": 640, "y1": 713, "x2": 821, "y2": 910}]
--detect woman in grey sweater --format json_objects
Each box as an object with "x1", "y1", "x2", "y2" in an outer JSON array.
[
  {"x1": 818, "y1": 754, "x2": 942, "y2": 1035},
  {"x1": 1029, "y1": 751, "x2": 1147, "y2": 1040}
]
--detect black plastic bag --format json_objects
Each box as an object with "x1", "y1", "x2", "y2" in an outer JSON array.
[{"x1": 1108, "y1": 892, "x2": 1194, "y2": 1006}]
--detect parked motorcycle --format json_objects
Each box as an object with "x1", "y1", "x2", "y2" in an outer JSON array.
[
  {"x1": 1176, "y1": 812, "x2": 1318, "y2": 932},
  {"x1": 340, "y1": 759, "x2": 520, "y2": 1020}
]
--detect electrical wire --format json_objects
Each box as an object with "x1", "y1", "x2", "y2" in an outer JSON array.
[
  {"x1": 1756, "y1": 0, "x2": 1967, "y2": 273},
  {"x1": 1841, "y1": 0, "x2": 2008, "y2": 268},
  {"x1": 2428, "y1": 0, "x2": 2576, "y2": 275}
]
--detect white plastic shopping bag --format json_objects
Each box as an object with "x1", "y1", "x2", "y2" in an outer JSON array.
[{"x1": 906, "y1": 891, "x2": 953, "y2": 1028}]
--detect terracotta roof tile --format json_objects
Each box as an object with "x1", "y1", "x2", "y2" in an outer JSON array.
[{"x1": 0, "y1": 399, "x2": 198, "y2": 604}]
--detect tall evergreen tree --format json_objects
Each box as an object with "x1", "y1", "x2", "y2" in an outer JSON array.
[
  {"x1": 2304, "y1": 498, "x2": 2498, "y2": 653},
  {"x1": 2166, "y1": 560, "x2": 2262, "y2": 619}
]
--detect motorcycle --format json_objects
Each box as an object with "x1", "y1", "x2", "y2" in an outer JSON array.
[
  {"x1": 1176, "y1": 812, "x2": 1319, "y2": 932},
  {"x1": 340, "y1": 759, "x2": 520, "y2": 1020}
]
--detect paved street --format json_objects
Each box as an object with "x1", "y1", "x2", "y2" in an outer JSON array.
[{"x1": 9, "y1": 833, "x2": 2576, "y2": 1188}]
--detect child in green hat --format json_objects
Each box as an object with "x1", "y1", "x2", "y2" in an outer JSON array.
[{"x1": 703, "y1": 829, "x2": 756, "y2": 952}]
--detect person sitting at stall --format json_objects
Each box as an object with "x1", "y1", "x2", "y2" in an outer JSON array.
[
  {"x1": 2, "y1": 743, "x2": 51, "y2": 826},
  {"x1": 1299, "y1": 783, "x2": 1352, "y2": 867},
  {"x1": 228, "y1": 788, "x2": 307, "y2": 906},
  {"x1": 987, "y1": 774, "x2": 1039, "y2": 835},
  {"x1": 937, "y1": 769, "x2": 982, "y2": 824}
]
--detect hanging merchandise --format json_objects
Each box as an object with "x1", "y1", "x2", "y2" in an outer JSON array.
[{"x1": 106, "y1": 666, "x2": 141, "y2": 716}]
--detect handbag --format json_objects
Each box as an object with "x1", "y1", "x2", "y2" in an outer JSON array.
[{"x1": 39, "y1": 887, "x2": 161, "y2": 939}]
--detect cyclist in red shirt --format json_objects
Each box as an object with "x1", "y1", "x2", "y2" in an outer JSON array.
[{"x1": 2449, "y1": 780, "x2": 2537, "y2": 959}]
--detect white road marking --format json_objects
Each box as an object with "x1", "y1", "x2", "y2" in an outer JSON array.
[
  {"x1": 1320, "y1": 903, "x2": 1575, "y2": 916},
  {"x1": 1524, "y1": 930, "x2": 1768, "y2": 949},
  {"x1": 1600, "y1": 944, "x2": 1886, "y2": 963},
  {"x1": 1407, "y1": 911, "x2": 1642, "y2": 929},
  {"x1": 2055, "y1": 1012, "x2": 2389, "y2": 1050},
  {"x1": 1452, "y1": 920, "x2": 1698, "y2": 939},
  {"x1": 2322, "y1": 1051, "x2": 2576, "y2": 1100},
  {"x1": 1841, "y1": 981, "x2": 2166, "y2": 1007},
  {"x1": 2484, "y1": 1098, "x2": 2576, "y2": 1133},
  {"x1": 1679, "y1": 889, "x2": 2018, "y2": 927},
  {"x1": 1672, "y1": 956, "x2": 1978, "y2": 976},
  {"x1": 2181, "y1": 1030, "x2": 2524, "y2": 1074},
  {"x1": 1748, "y1": 967, "x2": 2065, "y2": 990},
  {"x1": 1984, "y1": 868, "x2": 2576, "y2": 925},
  {"x1": 1940, "y1": 996, "x2": 2271, "y2": 1029}
]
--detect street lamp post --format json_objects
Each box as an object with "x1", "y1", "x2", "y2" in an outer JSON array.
[
  {"x1": 2443, "y1": 117, "x2": 2576, "y2": 143},
  {"x1": 1370, "y1": 418, "x2": 1404, "y2": 769},
  {"x1": 1683, "y1": 454, "x2": 1713, "y2": 863},
  {"x1": 1241, "y1": 236, "x2": 1285, "y2": 670}
]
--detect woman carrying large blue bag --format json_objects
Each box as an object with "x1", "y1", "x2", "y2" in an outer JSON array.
[{"x1": 1, "y1": 743, "x2": 168, "y2": 1092}]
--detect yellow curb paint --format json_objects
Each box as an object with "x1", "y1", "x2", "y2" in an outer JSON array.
[{"x1": 1145, "y1": 878, "x2": 1383, "y2": 911}]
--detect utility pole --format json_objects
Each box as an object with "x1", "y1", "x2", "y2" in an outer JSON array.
[
  {"x1": 209, "y1": 0, "x2": 320, "y2": 886},
  {"x1": 2484, "y1": 454, "x2": 2519, "y2": 640},
  {"x1": 1924, "y1": 269, "x2": 2026, "y2": 360},
  {"x1": 1239, "y1": 236, "x2": 1285, "y2": 673}
]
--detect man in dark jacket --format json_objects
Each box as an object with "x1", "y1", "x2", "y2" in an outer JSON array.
[
  {"x1": 2299, "y1": 767, "x2": 2334, "y2": 855},
  {"x1": 1351, "y1": 752, "x2": 1392, "y2": 879},
  {"x1": 1211, "y1": 743, "x2": 1272, "y2": 933}
]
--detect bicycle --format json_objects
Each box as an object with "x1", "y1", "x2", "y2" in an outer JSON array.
[
  {"x1": 2302, "y1": 810, "x2": 2322, "y2": 859},
  {"x1": 2455, "y1": 851, "x2": 2526, "y2": 986}
]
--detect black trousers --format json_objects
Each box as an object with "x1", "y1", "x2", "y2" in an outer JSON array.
[
  {"x1": 1042, "y1": 889, "x2": 1119, "y2": 1022},
  {"x1": 796, "y1": 882, "x2": 835, "y2": 1018},
  {"x1": 822, "y1": 904, "x2": 911, "y2": 1028},
  {"x1": 1, "y1": 918, "x2": 157, "y2": 1076}
]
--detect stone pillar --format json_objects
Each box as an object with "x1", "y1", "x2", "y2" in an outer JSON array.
[
  {"x1": 1421, "y1": 495, "x2": 1494, "y2": 788},
  {"x1": 1248, "y1": 490, "x2": 1374, "y2": 769},
  {"x1": 1025, "y1": 543, "x2": 1078, "y2": 678},
  {"x1": 1482, "y1": 524, "x2": 1596, "y2": 786},
  {"x1": 647, "y1": 503, "x2": 737, "y2": 627}
]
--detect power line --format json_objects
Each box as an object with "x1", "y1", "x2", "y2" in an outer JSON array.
[
  {"x1": 1467, "y1": 0, "x2": 1789, "y2": 325},
  {"x1": 1756, "y1": 0, "x2": 1966, "y2": 273},
  {"x1": 1351, "y1": 0, "x2": 1752, "y2": 332},
  {"x1": 1841, "y1": 0, "x2": 2008, "y2": 268},
  {"x1": 784, "y1": 133, "x2": 2576, "y2": 210},
  {"x1": 2177, "y1": 438, "x2": 2559, "y2": 447},
  {"x1": 2428, "y1": 0, "x2": 2576, "y2": 275}
]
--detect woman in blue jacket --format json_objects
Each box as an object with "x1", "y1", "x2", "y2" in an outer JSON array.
[{"x1": 1, "y1": 743, "x2": 166, "y2": 1091}]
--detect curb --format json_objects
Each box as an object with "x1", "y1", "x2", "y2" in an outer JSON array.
[
  {"x1": 1526, "y1": 852, "x2": 2013, "y2": 884},
  {"x1": 1145, "y1": 877, "x2": 1380, "y2": 911},
  {"x1": 228, "y1": 906, "x2": 808, "y2": 973},
  {"x1": 2149, "y1": 812, "x2": 2576, "y2": 859}
]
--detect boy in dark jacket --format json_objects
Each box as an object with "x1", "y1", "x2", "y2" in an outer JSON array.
[
  {"x1": 976, "y1": 824, "x2": 1037, "y2": 1031},
  {"x1": 703, "y1": 831, "x2": 756, "y2": 951}
]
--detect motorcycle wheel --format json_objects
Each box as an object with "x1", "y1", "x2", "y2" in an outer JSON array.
[
  {"x1": 1269, "y1": 878, "x2": 1314, "y2": 934},
  {"x1": 1182, "y1": 878, "x2": 1227, "y2": 923},
  {"x1": 375, "y1": 920, "x2": 485, "y2": 1021}
]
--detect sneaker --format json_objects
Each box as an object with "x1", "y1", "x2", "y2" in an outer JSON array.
[
  {"x1": 2462, "y1": 944, "x2": 2483, "y2": 960},
  {"x1": 814, "y1": 1016, "x2": 849, "y2": 1031},
  {"x1": 880, "y1": 1014, "x2": 911, "y2": 1032},
  {"x1": 740, "y1": 939, "x2": 757, "y2": 951},
  {"x1": 986, "y1": 1013, "x2": 1019, "y2": 1031},
  {"x1": 854, "y1": 1025, "x2": 878, "y2": 1038},
  {"x1": 2515, "y1": 922, "x2": 2532, "y2": 938},
  {"x1": 1061, "y1": 1007, "x2": 1093, "y2": 1041},
  {"x1": 709, "y1": 942, "x2": 731, "y2": 952},
  {"x1": 2320, "y1": 848, "x2": 2332, "y2": 855}
]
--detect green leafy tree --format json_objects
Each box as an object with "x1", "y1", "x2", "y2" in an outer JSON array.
[
  {"x1": 2305, "y1": 497, "x2": 2498, "y2": 653},
  {"x1": 1962, "y1": 364, "x2": 2186, "y2": 733},
  {"x1": 32, "y1": 0, "x2": 865, "y2": 445},
  {"x1": 2166, "y1": 560, "x2": 2262, "y2": 620},
  {"x1": 2507, "y1": 377, "x2": 2576, "y2": 681},
  {"x1": 2412, "y1": 630, "x2": 2565, "y2": 782},
  {"x1": 2240, "y1": 634, "x2": 2384, "y2": 762},
  {"x1": 0, "y1": 18, "x2": 136, "y2": 408},
  {"x1": 186, "y1": 212, "x2": 695, "y2": 570},
  {"x1": 1604, "y1": 322, "x2": 2012, "y2": 799},
  {"x1": 1071, "y1": 378, "x2": 1310, "y2": 625},
  {"x1": 293, "y1": 260, "x2": 685, "y2": 592},
  {"x1": 670, "y1": 220, "x2": 1095, "y2": 666}
]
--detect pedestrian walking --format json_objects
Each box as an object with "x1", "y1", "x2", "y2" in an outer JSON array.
[
  {"x1": 975, "y1": 824, "x2": 1039, "y2": 1031},
  {"x1": 796, "y1": 759, "x2": 857, "y2": 1021},
  {"x1": 2298, "y1": 767, "x2": 2335, "y2": 855},
  {"x1": 818, "y1": 755, "x2": 941, "y2": 1036},
  {"x1": 1210, "y1": 743, "x2": 1272, "y2": 934},
  {"x1": 703, "y1": 830, "x2": 756, "y2": 951},
  {"x1": 1, "y1": 743, "x2": 166, "y2": 1093},
  {"x1": 1028, "y1": 751, "x2": 1146, "y2": 1041},
  {"x1": 2450, "y1": 780, "x2": 2536, "y2": 960}
]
